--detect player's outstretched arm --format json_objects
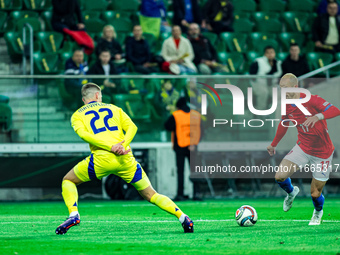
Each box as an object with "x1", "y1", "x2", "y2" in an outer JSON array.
[{"x1": 267, "y1": 122, "x2": 289, "y2": 156}]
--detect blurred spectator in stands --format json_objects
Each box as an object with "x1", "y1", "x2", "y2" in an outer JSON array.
[
  {"x1": 158, "y1": 80, "x2": 180, "y2": 115},
  {"x1": 187, "y1": 23, "x2": 227, "y2": 74},
  {"x1": 181, "y1": 78, "x2": 202, "y2": 110},
  {"x1": 249, "y1": 46, "x2": 282, "y2": 110},
  {"x1": 172, "y1": 0, "x2": 202, "y2": 33},
  {"x1": 52, "y1": 0, "x2": 94, "y2": 55},
  {"x1": 202, "y1": 0, "x2": 234, "y2": 34},
  {"x1": 161, "y1": 25, "x2": 197, "y2": 74},
  {"x1": 96, "y1": 25, "x2": 124, "y2": 62},
  {"x1": 64, "y1": 49, "x2": 88, "y2": 104},
  {"x1": 141, "y1": 0, "x2": 172, "y2": 33},
  {"x1": 164, "y1": 97, "x2": 203, "y2": 201},
  {"x1": 282, "y1": 43, "x2": 310, "y2": 77},
  {"x1": 126, "y1": 25, "x2": 159, "y2": 74},
  {"x1": 88, "y1": 49, "x2": 119, "y2": 95},
  {"x1": 317, "y1": 0, "x2": 340, "y2": 15},
  {"x1": 313, "y1": 2, "x2": 340, "y2": 53},
  {"x1": 96, "y1": 25, "x2": 127, "y2": 73}
]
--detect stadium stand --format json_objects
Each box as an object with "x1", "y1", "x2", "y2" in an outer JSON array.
[{"x1": 0, "y1": 0, "x2": 340, "y2": 145}]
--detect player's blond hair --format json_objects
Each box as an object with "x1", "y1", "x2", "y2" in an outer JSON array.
[
  {"x1": 81, "y1": 83, "x2": 101, "y2": 100},
  {"x1": 280, "y1": 73, "x2": 299, "y2": 87}
]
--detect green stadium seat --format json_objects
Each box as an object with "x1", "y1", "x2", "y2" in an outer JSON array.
[
  {"x1": 287, "y1": 0, "x2": 316, "y2": 12},
  {"x1": 202, "y1": 31, "x2": 218, "y2": 46},
  {"x1": 246, "y1": 51, "x2": 261, "y2": 62},
  {"x1": 249, "y1": 32, "x2": 278, "y2": 53},
  {"x1": 143, "y1": 32, "x2": 157, "y2": 53},
  {"x1": 113, "y1": 94, "x2": 151, "y2": 121},
  {"x1": 253, "y1": 12, "x2": 282, "y2": 33},
  {"x1": 4, "y1": 32, "x2": 25, "y2": 60},
  {"x1": 306, "y1": 52, "x2": 333, "y2": 71},
  {"x1": 33, "y1": 52, "x2": 59, "y2": 74},
  {"x1": 277, "y1": 52, "x2": 289, "y2": 61},
  {"x1": 81, "y1": 0, "x2": 108, "y2": 11},
  {"x1": 102, "y1": 11, "x2": 132, "y2": 22},
  {"x1": 244, "y1": 51, "x2": 261, "y2": 72},
  {"x1": 166, "y1": 11, "x2": 174, "y2": 24},
  {"x1": 23, "y1": 0, "x2": 52, "y2": 11},
  {"x1": 0, "y1": 0, "x2": 22, "y2": 10},
  {"x1": 105, "y1": 17, "x2": 133, "y2": 33},
  {"x1": 0, "y1": 103, "x2": 12, "y2": 132},
  {"x1": 109, "y1": 0, "x2": 139, "y2": 12},
  {"x1": 159, "y1": 31, "x2": 171, "y2": 42},
  {"x1": 282, "y1": 12, "x2": 312, "y2": 33},
  {"x1": 58, "y1": 51, "x2": 72, "y2": 72},
  {"x1": 84, "y1": 18, "x2": 105, "y2": 33},
  {"x1": 7, "y1": 10, "x2": 40, "y2": 32},
  {"x1": 115, "y1": 32, "x2": 129, "y2": 45},
  {"x1": 329, "y1": 52, "x2": 340, "y2": 76},
  {"x1": 252, "y1": 11, "x2": 280, "y2": 20},
  {"x1": 259, "y1": 0, "x2": 286, "y2": 12},
  {"x1": 0, "y1": 11, "x2": 7, "y2": 34},
  {"x1": 0, "y1": 95, "x2": 9, "y2": 103},
  {"x1": 57, "y1": 79, "x2": 74, "y2": 109},
  {"x1": 35, "y1": 31, "x2": 73, "y2": 54},
  {"x1": 278, "y1": 32, "x2": 305, "y2": 51},
  {"x1": 220, "y1": 32, "x2": 248, "y2": 52},
  {"x1": 4, "y1": 31, "x2": 41, "y2": 61},
  {"x1": 217, "y1": 52, "x2": 245, "y2": 74},
  {"x1": 11, "y1": 10, "x2": 39, "y2": 20},
  {"x1": 120, "y1": 77, "x2": 146, "y2": 94},
  {"x1": 234, "y1": 12, "x2": 251, "y2": 20},
  {"x1": 41, "y1": 11, "x2": 52, "y2": 31},
  {"x1": 233, "y1": 18, "x2": 254, "y2": 33},
  {"x1": 16, "y1": 17, "x2": 42, "y2": 32},
  {"x1": 233, "y1": 0, "x2": 257, "y2": 12},
  {"x1": 83, "y1": 11, "x2": 101, "y2": 21}
]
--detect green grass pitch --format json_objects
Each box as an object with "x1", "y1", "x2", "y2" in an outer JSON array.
[{"x1": 1, "y1": 198, "x2": 340, "y2": 255}]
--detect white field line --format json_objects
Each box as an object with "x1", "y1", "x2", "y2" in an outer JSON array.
[{"x1": 1, "y1": 219, "x2": 340, "y2": 224}]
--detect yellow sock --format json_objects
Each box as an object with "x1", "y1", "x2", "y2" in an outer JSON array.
[
  {"x1": 150, "y1": 193, "x2": 184, "y2": 219},
  {"x1": 62, "y1": 180, "x2": 79, "y2": 214}
]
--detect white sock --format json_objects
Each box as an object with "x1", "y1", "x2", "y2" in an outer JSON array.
[
  {"x1": 314, "y1": 209, "x2": 323, "y2": 215},
  {"x1": 69, "y1": 211, "x2": 79, "y2": 218},
  {"x1": 178, "y1": 213, "x2": 187, "y2": 223}
]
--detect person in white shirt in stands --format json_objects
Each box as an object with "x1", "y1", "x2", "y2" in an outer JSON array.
[
  {"x1": 161, "y1": 25, "x2": 197, "y2": 74},
  {"x1": 313, "y1": 2, "x2": 340, "y2": 53},
  {"x1": 249, "y1": 46, "x2": 282, "y2": 110}
]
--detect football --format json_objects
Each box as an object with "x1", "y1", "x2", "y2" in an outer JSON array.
[{"x1": 235, "y1": 205, "x2": 258, "y2": 227}]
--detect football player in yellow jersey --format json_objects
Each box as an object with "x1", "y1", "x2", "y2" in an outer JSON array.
[{"x1": 55, "y1": 83, "x2": 194, "y2": 234}]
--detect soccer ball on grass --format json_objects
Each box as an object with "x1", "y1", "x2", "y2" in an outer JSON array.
[{"x1": 235, "y1": 205, "x2": 258, "y2": 227}]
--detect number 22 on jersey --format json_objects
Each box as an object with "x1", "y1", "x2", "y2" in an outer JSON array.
[{"x1": 85, "y1": 108, "x2": 118, "y2": 134}]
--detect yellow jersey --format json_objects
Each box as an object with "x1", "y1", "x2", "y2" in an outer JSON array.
[{"x1": 71, "y1": 101, "x2": 137, "y2": 155}]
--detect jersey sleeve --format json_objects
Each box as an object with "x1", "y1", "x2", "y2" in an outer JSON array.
[
  {"x1": 119, "y1": 108, "x2": 138, "y2": 148},
  {"x1": 310, "y1": 95, "x2": 340, "y2": 119},
  {"x1": 310, "y1": 95, "x2": 333, "y2": 112},
  {"x1": 71, "y1": 113, "x2": 112, "y2": 151},
  {"x1": 271, "y1": 120, "x2": 289, "y2": 147}
]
